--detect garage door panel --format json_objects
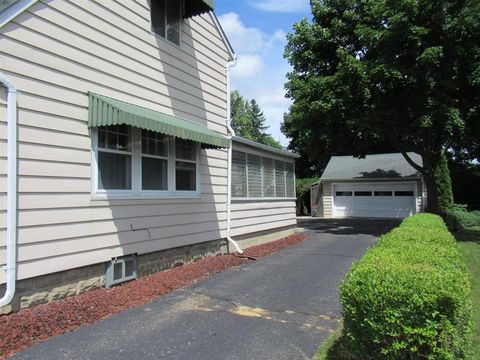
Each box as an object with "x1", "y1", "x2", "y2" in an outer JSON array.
[
  {"x1": 333, "y1": 183, "x2": 415, "y2": 219},
  {"x1": 395, "y1": 183, "x2": 415, "y2": 191}
]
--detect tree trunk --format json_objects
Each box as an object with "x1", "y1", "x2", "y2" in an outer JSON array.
[
  {"x1": 402, "y1": 151, "x2": 442, "y2": 215},
  {"x1": 422, "y1": 169, "x2": 441, "y2": 214}
]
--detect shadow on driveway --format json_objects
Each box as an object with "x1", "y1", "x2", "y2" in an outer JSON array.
[{"x1": 298, "y1": 218, "x2": 401, "y2": 237}]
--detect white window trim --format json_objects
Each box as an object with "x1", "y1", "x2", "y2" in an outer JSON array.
[
  {"x1": 91, "y1": 128, "x2": 200, "y2": 200},
  {"x1": 150, "y1": 0, "x2": 183, "y2": 48}
]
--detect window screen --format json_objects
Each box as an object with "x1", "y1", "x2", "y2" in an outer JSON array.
[
  {"x1": 285, "y1": 162, "x2": 295, "y2": 197},
  {"x1": 247, "y1": 154, "x2": 262, "y2": 197},
  {"x1": 232, "y1": 151, "x2": 247, "y2": 197},
  {"x1": 231, "y1": 150, "x2": 295, "y2": 199},
  {"x1": 275, "y1": 160, "x2": 286, "y2": 197},
  {"x1": 262, "y1": 157, "x2": 275, "y2": 197}
]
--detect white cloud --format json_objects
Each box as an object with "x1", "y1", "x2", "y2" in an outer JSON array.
[
  {"x1": 217, "y1": 13, "x2": 285, "y2": 54},
  {"x1": 218, "y1": 12, "x2": 292, "y2": 145},
  {"x1": 249, "y1": 0, "x2": 309, "y2": 13},
  {"x1": 231, "y1": 55, "x2": 264, "y2": 78}
]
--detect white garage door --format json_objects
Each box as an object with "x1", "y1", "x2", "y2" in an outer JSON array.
[{"x1": 333, "y1": 183, "x2": 416, "y2": 218}]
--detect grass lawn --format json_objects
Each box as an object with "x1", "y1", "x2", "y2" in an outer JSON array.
[
  {"x1": 457, "y1": 229, "x2": 480, "y2": 360},
  {"x1": 315, "y1": 228, "x2": 480, "y2": 360}
]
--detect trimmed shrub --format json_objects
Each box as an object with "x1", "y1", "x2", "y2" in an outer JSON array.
[
  {"x1": 340, "y1": 214, "x2": 472, "y2": 359},
  {"x1": 445, "y1": 204, "x2": 480, "y2": 231},
  {"x1": 435, "y1": 151, "x2": 454, "y2": 213}
]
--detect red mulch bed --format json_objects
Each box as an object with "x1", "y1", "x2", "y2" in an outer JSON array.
[{"x1": 0, "y1": 232, "x2": 309, "y2": 359}]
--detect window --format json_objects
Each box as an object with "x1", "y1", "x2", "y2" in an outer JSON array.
[
  {"x1": 232, "y1": 151, "x2": 247, "y2": 197},
  {"x1": 97, "y1": 125, "x2": 132, "y2": 190},
  {"x1": 151, "y1": 0, "x2": 181, "y2": 46},
  {"x1": 93, "y1": 126, "x2": 199, "y2": 197},
  {"x1": 274, "y1": 160, "x2": 286, "y2": 198},
  {"x1": 142, "y1": 130, "x2": 168, "y2": 190},
  {"x1": 336, "y1": 191, "x2": 353, "y2": 196},
  {"x1": 232, "y1": 150, "x2": 295, "y2": 198},
  {"x1": 285, "y1": 162, "x2": 295, "y2": 197},
  {"x1": 374, "y1": 191, "x2": 393, "y2": 196},
  {"x1": 247, "y1": 154, "x2": 262, "y2": 197},
  {"x1": 354, "y1": 191, "x2": 372, "y2": 196},
  {"x1": 175, "y1": 138, "x2": 197, "y2": 191},
  {"x1": 262, "y1": 157, "x2": 275, "y2": 197}
]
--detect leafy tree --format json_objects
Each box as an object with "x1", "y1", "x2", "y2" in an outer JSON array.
[
  {"x1": 230, "y1": 90, "x2": 252, "y2": 138},
  {"x1": 230, "y1": 91, "x2": 283, "y2": 149},
  {"x1": 448, "y1": 155, "x2": 480, "y2": 210},
  {"x1": 283, "y1": 0, "x2": 480, "y2": 214}
]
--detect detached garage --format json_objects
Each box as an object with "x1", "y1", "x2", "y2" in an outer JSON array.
[{"x1": 315, "y1": 153, "x2": 426, "y2": 219}]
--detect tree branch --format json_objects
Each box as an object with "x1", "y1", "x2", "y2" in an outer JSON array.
[{"x1": 402, "y1": 152, "x2": 424, "y2": 173}]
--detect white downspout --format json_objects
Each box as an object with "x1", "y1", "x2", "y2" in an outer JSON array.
[
  {"x1": 0, "y1": 73, "x2": 17, "y2": 307},
  {"x1": 225, "y1": 57, "x2": 243, "y2": 254}
]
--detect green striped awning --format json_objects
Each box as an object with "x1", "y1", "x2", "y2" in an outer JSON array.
[
  {"x1": 88, "y1": 92, "x2": 229, "y2": 149},
  {"x1": 184, "y1": 0, "x2": 214, "y2": 18}
]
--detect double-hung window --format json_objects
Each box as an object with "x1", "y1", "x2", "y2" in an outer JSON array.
[
  {"x1": 93, "y1": 126, "x2": 199, "y2": 197},
  {"x1": 175, "y1": 138, "x2": 197, "y2": 191},
  {"x1": 141, "y1": 130, "x2": 168, "y2": 191},
  {"x1": 151, "y1": 0, "x2": 182, "y2": 46}
]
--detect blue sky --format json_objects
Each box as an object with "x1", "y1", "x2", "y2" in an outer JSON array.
[{"x1": 214, "y1": 0, "x2": 311, "y2": 146}]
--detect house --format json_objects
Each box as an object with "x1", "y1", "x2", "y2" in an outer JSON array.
[
  {"x1": 313, "y1": 153, "x2": 425, "y2": 219},
  {"x1": 0, "y1": 0, "x2": 298, "y2": 313}
]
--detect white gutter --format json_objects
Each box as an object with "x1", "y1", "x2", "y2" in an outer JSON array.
[
  {"x1": 225, "y1": 57, "x2": 243, "y2": 254},
  {"x1": 210, "y1": 12, "x2": 242, "y2": 254},
  {"x1": 0, "y1": 72, "x2": 17, "y2": 307}
]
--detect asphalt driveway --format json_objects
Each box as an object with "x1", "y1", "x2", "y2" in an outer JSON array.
[{"x1": 13, "y1": 219, "x2": 398, "y2": 360}]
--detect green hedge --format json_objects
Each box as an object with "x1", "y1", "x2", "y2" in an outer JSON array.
[
  {"x1": 340, "y1": 213, "x2": 472, "y2": 359},
  {"x1": 445, "y1": 204, "x2": 480, "y2": 231}
]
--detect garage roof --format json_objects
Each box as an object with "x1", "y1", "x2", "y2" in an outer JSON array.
[{"x1": 320, "y1": 153, "x2": 422, "y2": 180}]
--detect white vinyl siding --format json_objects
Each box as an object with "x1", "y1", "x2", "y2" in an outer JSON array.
[
  {"x1": 232, "y1": 150, "x2": 295, "y2": 199},
  {"x1": 0, "y1": 0, "x2": 231, "y2": 283}
]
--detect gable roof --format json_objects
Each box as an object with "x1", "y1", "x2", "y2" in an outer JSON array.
[{"x1": 320, "y1": 153, "x2": 422, "y2": 180}]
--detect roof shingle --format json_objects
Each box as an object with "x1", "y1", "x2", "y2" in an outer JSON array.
[{"x1": 320, "y1": 153, "x2": 422, "y2": 180}]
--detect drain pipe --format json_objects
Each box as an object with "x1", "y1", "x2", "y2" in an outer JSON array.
[
  {"x1": 0, "y1": 73, "x2": 17, "y2": 307},
  {"x1": 225, "y1": 57, "x2": 243, "y2": 254}
]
